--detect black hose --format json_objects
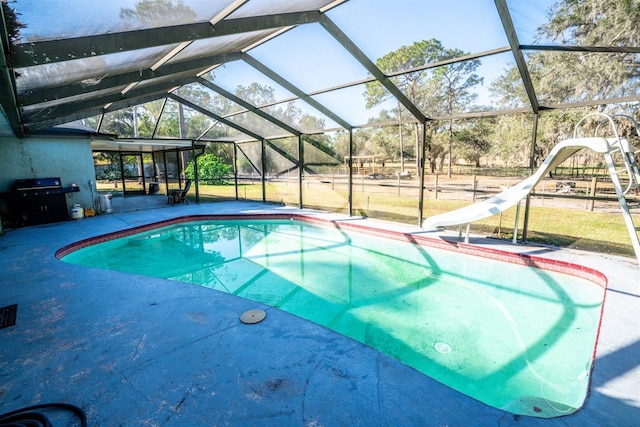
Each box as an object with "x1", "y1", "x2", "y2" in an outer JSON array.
[{"x1": 0, "y1": 403, "x2": 87, "y2": 427}]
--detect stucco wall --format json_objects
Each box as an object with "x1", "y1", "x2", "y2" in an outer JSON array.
[{"x1": 0, "y1": 135, "x2": 97, "y2": 220}]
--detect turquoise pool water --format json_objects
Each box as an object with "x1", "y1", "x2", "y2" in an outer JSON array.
[{"x1": 60, "y1": 219, "x2": 605, "y2": 417}]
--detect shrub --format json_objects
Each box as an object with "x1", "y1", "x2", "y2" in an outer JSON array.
[{"x1": 185, "y1": 154, "x2": 232, "y2": 185}]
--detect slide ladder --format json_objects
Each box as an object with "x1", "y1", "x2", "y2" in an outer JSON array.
[
  {"x1": 580, "y1": 113, "x2": 640, "y2": 195},
  {"x1": 585, "y1": 113, "x2": 640, "y2": 265}
]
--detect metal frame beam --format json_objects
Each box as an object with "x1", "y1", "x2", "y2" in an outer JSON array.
[
  {"x1": 24, "y1": 74, "x2": 202, "y2": 127},
  {"x1": 5, "y1": 1, "x2": 639, "y2": 142},
  {"x1": 521, "y1": 45, "x2": 640, "y2": 54},
  {"x1": 197, "y1": 77, "x2": 301, "y2": 136},
  {"x1": 0, "y1": 50, "x2": 22, "y2": 137},
  {"x1": 11, "y1": 11, "x2": 322, "y2": 68},
  {"x1": 0, "y1": 6, "x2": 23, "y2": 136},
  {"x1": 172, "y1": 92, "x2": 305, "y2": 173},
  {"x1": 244, "y1": 54, "x2": 352, "y2": 130},
  {"x1": 544, "y1": 94, "x2": 640, "y2": 110},
  {"x1": 319, "y1": 15, "x2": 428, "y2": 124},
  {"x1": 20, "y1": 52, "x2": 244, "y2": 106},
  {"x1": 494, "y1": 0, "x2": 540, "y2": 113},
  {"x1": 169, "y1": 93, "x2": 263, "y2": 141},
  {"x1": 26, "y1": 91, "x2": 172, "y2": 133}
]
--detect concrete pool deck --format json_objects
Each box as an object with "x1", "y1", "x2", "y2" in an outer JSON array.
[{"x1": 1, "y1": 199, "x2": 639, "y2": 425}]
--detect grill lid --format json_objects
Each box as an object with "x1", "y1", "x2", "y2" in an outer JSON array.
[{"x1": 14, "y1": 177, "x2": 62, "y2": 191}]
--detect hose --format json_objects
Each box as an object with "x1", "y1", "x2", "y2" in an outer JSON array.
[{"x1": 0, "y1": 403, "x2": 87, "y2": 427}]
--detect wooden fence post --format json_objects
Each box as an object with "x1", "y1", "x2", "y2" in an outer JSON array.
[
  {"x1": 472, "y1": 174, "x2": 477, "y2": 202},
  {"x1": 589, "y1": 177, "x2": 597, "y2": 211}
]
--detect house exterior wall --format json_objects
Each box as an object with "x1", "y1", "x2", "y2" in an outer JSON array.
[{"x1": 0, "y1": 135, "x2": 97, "y2": 223}]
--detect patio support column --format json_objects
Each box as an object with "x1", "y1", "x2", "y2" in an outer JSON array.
[
  {"x1": 348, "y1": 129, "x2": 353, "y2": 217},
  {"x1": 522, "y1": 112, "x2": 539, "y2": 243},
  {"x1": 298, "y1": 134, "x2": 304, "y2": 209},
  {"x1": 192, "y1": 141, "x2": 200, "y2": 203},
  {"x1": 175, "y1": 148, "x2": 183, "y2": 187},
  {"x1": 162, "y1": 151, "x2": 170, "y2": 194},
  {"x1": 418, "y1": 122, "x2": 427, "y2": 226},
  {"x1": 118, "y1": 152, "x2": 126, "y2": 193},
  {"x1": 261, "y1": 138, "x2": 266, "y2": 203},
  {"x1": 233, "y1": 142, "x2": 239, "y2": 200}
]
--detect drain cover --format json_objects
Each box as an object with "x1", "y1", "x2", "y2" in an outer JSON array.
[
  {"x1": 240, "y1": 309, "x2": 266, "y2": 324},
  {"x1": 434, "y1": 341, "x2": 452, "y2": 354},
  {"x1": 0, "y1": 304, "x2": 17, "y2": 329}
]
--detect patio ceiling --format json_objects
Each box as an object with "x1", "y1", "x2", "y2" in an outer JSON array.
[{"x1": 1, "y1": 0, "x2": 639, "y2": 140}]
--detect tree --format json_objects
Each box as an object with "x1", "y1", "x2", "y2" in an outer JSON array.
[
  {"x1": 184, "y1": 154, "x2": 232, "y2": 185},
  {"x1": 1, "y1": 0, "x2": 25, "y2": 43},
  {"x1": 368, "y1": 111, "x2": 407, "y2": 162},
  {"x1": 235, "y1": 82, "x2": 277, "y2": 107},
  {"x1": 365, "y1": 40, "x2": 483, "y2": 175},
  {"x1": 366, "y1": 39, "x2": 446, "y2": 108},
  {"x1": 100, "y1": 109, "x2": 135, "y2": 136},
  {"x1": 431, "y1": 50, "x2": 483, "y2": 176},
  {"x1": 533, "y1": 0, "x2": 640, "y2": 103},
  {"x1": 120, "y1": 0, "x2": 196, "y2": 27},
  {"x1": 454, "y1": 118, "x2": 493, "y2": 168},
  {"x1": 489, "y1": 66, "x2": 528, "y2": 109},
  {"x1": 365, "y1": 40, "x2": 446, "y2": 172},
  {"x1": 331, "y1": 129, "x2": 367, "y2": 162},
  {"x1": 488, "y1": 0, "x2": 640, "y2": 169}
]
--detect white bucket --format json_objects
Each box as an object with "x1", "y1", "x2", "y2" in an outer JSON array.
[
  {"x1": 99, "y1": 194, "x2": 113, "y2": 213},
  {"x1": 70, "y1": 204, "x2": 84, "y2": 220}
]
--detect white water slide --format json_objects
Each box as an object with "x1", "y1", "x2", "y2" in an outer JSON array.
[{"x1": 422, "y1": 113, "x2": 640, "y2": 265}]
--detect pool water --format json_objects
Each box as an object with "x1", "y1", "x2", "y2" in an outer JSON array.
[{"x1": 61, "y1": 219, "x2": 605, "y2": 417}]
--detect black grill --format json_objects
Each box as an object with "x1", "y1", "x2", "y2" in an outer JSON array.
[{"x1": 14, "y1": 177, "x2": 69, "y2": 225}]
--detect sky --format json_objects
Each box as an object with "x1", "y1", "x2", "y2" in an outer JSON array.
[{"x1": 12, "y1": 0, "x2": 558, "y2": 126}]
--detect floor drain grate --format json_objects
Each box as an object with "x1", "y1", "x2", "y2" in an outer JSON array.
[{"x1": 0, "y1": 304, "x2": 18, "y2": 329}]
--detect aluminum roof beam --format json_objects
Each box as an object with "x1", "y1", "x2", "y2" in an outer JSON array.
[
  {"x1": 0, "y1": 6, "x2": 22, "y2": 137},
  {"x1": 25, "y1": 92, "x2": 172, "y2": 134},
  {"x1": 169, "y1": 93, "x2": 264, "y2": 142},
  {"x1": 10, "y1": 11, "x2": 322, "y2": 68},
  {"x1": 197, "y1": 77, "x2": 302, "y2": 137},
  {"x1": 244, "y1": 54, "x2": 352, "y2": 131},
  {"x1": 19, "y1": 52, "x2": 244, "y2": 106},
  {"x1": 494, "y1": 0, "x2": 540, "y2": 114},
  {"x1": 319, "y1": 15, "x2": 428, "y2": 125},
  {"x1": 24, "y1": 76, "x2": 200, "y2": 132},
  {"x1": 170, "y1": 93, "x2": 324, "y2": 169},
  {"x1": 521, "y1": 45, "x2": 640, "y2": 54},
  {"x1": 20, "y1": 44, "x2": 513, "y2": 131}
]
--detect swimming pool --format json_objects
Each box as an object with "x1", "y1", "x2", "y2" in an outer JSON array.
[{"x1": 58, "y1": 214, "x2": 606, "y2": 418}]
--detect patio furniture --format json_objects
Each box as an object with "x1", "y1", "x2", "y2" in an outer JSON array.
[{"x1": 168, "y1": 179, "x2": 191, "y2": 206}]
